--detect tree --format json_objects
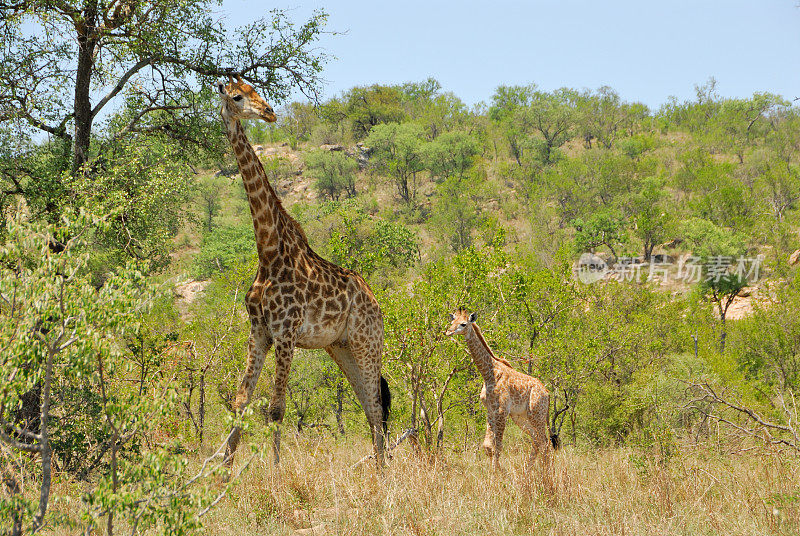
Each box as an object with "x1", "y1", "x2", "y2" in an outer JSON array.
[
  {"x1": 572, "y1": 210, "x2": 627, "y2": 263},
  {"x1": 0, "y1": 2, "x2": 328, "y2": 222},
  {"x1": 489, "y1": 84, "x2": 534, "y2": 165},
  {"x1": 626, "y1": 177, "x2": 671, "y2": 261},
  {"x1": 365, "y1": 122, "x2": 426, "y2": 204},
  {"x1": 193, "y1": 222, "x2": 256, "y2": 279},
  {"x1": 280, "y1": 101, "x2": 322, "y2": 143},
  {"x1": 0, "y1": 212, "x2": 230, "y2": 534},
  {"x1": 682, "y1": 217, "x2": 749, "y2": 353},
  {"x1": 707, "y1": 93, "x2": 786, "y2": 164},
  {"x1": 380, "y1": 247, "x2": 505, "y2": 454},
  {"x1": 326, "y1": 202, "x2": 419, "y2": 279},
  {"x1": 400, "y1": 79, "x2": 470, "y2": 140},
  {"x1": 523, "y1": 88, "x2": 577, "y2": 164},
  {"x1": 674, "y1": 149, "x2": 752, "y2": 231},
  {"x1": 424, "y1": 130, "x2": 479, "y2": 181},
  {"x1": 70, "y1": 139, "x2": 194, "y2": 271},
  {"x1": 428, "y1": 171, "x2": 492, "y2": 252},
  {"x1": 734, "y1": 288, "x2": 800, "y2": 393},
  {"x1": 305, "y1": 149, "x2": 358, "y2": 201},
  {"x1": 196, "y1": 175, "x2": 227, "y2": 233},
  {"x1": 335, "y1": 84, "x2": 406, "y2": 139},
  {"x1": 576, "y1": 86, "x2": 628, "y2": 149},
  {"x1": 500, "y1": 260, "x2": 578, "y2": 376}
]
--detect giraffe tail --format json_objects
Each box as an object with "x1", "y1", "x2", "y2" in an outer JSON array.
[
  {"x1": 380, "y1": 375, "x2": 391, "y2": 434},
  {"x1": 549, "y1": 427, "x2": 561, "y2": 450}
]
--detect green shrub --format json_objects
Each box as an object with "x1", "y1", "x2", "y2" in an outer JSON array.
[{"x1": 193, "y1": 223, "x2": 256, "y2": 279}]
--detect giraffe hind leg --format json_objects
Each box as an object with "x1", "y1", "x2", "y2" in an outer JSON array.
[
  {"x1": 325, "y1": 342, "x2": 385, "y2": 465},
  {"x1": 266, "y1": 338, "x2": 297, "y2": 465},
  {"x1": 482, "y1": 421, "x2": 494, "y2": 458}
]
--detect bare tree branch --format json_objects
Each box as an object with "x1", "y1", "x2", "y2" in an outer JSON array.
[{"x1": 685, "y1": 380, "x2": 799, "y2": 452}]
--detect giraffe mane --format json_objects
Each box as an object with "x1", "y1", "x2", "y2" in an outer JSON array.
[
  {"x1": 251, "y1": 154, "x2": 310, "y2": 246},
  {"x1": 228, "y1": 118, "x2": 311, "y2": 248},
  {"x1": 471, "y1": 323, "x2": 514, "y2": 369}
]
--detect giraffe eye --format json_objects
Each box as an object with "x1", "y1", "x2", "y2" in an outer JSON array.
[
  {"x1": 232, "y1": 95, "x2": 243, "y2": 102},
  {"x1": 460, "y1": 322, "x2": 467, "y2": 327}
]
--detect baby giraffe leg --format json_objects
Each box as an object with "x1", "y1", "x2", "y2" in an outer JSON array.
[
  {"x1": 482, "y1": 421, "x2": 494, "y2": 458},
  {"x1": 491, "y1": 413, "x2": 507, "y2": 472}
]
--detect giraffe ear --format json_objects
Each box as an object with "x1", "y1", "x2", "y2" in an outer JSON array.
[
  {"x1": 469, "y1": 312, "x2": 477, "y2": 323},
  {"x1": 216, "y1": 82, "x2": 226, "y2": 94},
  {"x1": 448, "y1": 313, "x2": 455, "y2": 321}
]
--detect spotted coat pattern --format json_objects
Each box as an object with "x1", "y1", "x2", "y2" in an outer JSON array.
[
  {"x1": 446, "y1": 310, "x2": 552, "y2": 473},
  {"x1": 217, "y1": 78, "x2": 386, "y2": 466}
]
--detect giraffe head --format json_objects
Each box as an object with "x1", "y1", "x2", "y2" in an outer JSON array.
[
  {"x1": 445, "y1": 309, "x2": 477, "y2": 336},
  {"x1": 217, "y1": 75, "x2": 277, "y2": 123}
]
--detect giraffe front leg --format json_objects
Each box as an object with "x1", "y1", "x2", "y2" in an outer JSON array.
[
  {"x1": 491, "y1": 413, "x2": 507, "y2": 473},
  {"x1": 267, "y1": 339, "x2": 295, "y2": 465},
  {"x1": 225, "y1": 323, "x2": 272, "y2": 468}
]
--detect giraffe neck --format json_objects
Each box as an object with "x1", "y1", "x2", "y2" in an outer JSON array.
[
  {"x1": 221, "y1": 112, "x2": 286, "y2": 263},
  {"x1": 464, "y1": 324, "x2": 497, "y2": 383}
]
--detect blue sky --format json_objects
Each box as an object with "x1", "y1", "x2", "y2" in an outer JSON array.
[{"x1": 220, "y1": 1, "x2": 800, "y2": 109}]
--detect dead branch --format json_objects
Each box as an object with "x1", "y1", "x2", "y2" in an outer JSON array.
[
  {"x1": 685, "y1": 380, "x2": 799, "y2": 452},
  {"x1": 351, "y1": 428, "x2": 417, "y2": 468}
]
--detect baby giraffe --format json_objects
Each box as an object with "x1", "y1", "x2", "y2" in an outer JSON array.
[{"x1": 446, "y1": 309, "x2": 555, "y2": 473}]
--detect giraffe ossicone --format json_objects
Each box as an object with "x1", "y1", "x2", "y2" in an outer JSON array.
[{"x1": 217, "y1": 78, "x2": 390, "y2": 469}]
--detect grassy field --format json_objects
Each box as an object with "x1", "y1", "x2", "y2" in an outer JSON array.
[{"x1": 178, "y1": 432, "x2": 800, "y2": 536}]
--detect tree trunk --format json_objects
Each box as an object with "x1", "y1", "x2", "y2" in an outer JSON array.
[
  {"x1": 435, "y1": 392, "x2": 449, "y2": 454},
  {"x1": 2, "y1": 456, "x2": 23, "y2": 536},
  {"x1": 72, "y1": 2, "x2": 100, "y2": 173},
  {"x1": 719, "y1": 311, "x2": 727, "y2": 354},
  {"x1": 419, "y1": 399, "x2": 432, "y2": 448},
  {"x1": 198, "y1": 367, "x2": 206, "y2": 447},
  {"x1": 334, "y1": 380, "x2": 345, "y2": 436},
  {"x1": 408, "y1": 387, "x2": 421, "y2": 454},
  {"x1": 643, "y1": 240, "x2": 654, "y2": 263}
]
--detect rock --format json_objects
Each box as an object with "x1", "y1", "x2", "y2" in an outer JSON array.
[
  {"x1": 214, "y1": 167, "x2": 236, "y2": 178},
  {"x1": 355, "y1": 142, "x2": 372, "y2": 169},
  {"x1": 660, "y1": 238, "x2": 684, "y2": 249},
  {"x1": 173, "y1": 279, "x2": 210, "y2": 320},
  {"x1": 173, "y1": 279, "x2": 209, "y2": 304},
  {"x1": 278, "y1": 178, "x2": 293, "y2": 192},
  {"x1": 738, "y1": 286, "x2": 755, "y2": 298},
  {"x1": 260, "y1": 147, "x2": 282, "y2": 157},
  {"x1": 789, "y1": 249, "x2": 800, "y2": 265},
  {"x1": 726, "y1": 294, "x2": 755, "y2": 320},
  {"x1": 319, "y1": 143, "x2": 344, "y2": 152}
]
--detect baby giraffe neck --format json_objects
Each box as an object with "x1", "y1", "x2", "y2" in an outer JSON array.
[{"x1": 464, "y1": 325, "x2": 496, "y2": 383}]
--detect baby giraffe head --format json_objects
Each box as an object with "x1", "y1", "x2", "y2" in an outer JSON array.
[
  {"x1": 217, "y1": 74, "x2": 277, "y2": 123},
  {"x1": 445, "y1": 309, "x2": 477, "y2": 336}
]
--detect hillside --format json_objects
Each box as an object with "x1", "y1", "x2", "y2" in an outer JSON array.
[{"x1": 5, "y1": 76, "x2": 800, "y2": 534}]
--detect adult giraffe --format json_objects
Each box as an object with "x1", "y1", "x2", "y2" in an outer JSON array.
[{"x1": 217, "y1": 76, "x2": 390, "y2": 467}]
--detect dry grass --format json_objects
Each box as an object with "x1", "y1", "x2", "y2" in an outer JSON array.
[{"x1": 196, "y1": 433, "x2": 800, "y2": 536}]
